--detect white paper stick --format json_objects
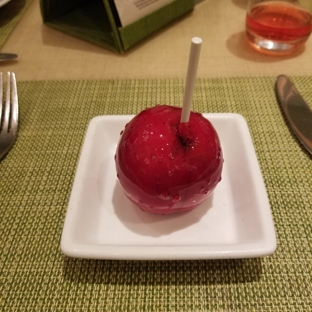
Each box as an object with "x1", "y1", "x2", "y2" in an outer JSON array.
[{"x1": 181, "y1": 37, "x2": 202, "y2": 123}]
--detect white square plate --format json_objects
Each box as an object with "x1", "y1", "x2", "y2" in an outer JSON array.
[{"x1": 61, "y1": 113, "x2": 276, "y2": 260}]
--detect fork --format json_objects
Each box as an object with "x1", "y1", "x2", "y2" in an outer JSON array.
[{"x1": 0, "y1": 72, "x2": 18, "y2": 161}]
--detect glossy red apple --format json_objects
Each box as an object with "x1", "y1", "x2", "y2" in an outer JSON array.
[{"x1": 115, "y1": 105, "x2": 223, "y2": 214}]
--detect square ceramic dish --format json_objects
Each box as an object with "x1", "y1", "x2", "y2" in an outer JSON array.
[{"x1": 60, "y1": 113, "x2": 276, "y2": 260}]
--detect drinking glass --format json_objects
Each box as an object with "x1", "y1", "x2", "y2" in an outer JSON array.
[{"x1": 246, "y1": 0, "x2": 312, "y2": 55}]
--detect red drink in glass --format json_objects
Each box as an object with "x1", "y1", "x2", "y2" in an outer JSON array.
[{"x1": 246, "y1": 1, "x2": 312, "y2": 55}]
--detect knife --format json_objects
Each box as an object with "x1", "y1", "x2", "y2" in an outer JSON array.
[
  {"x1": 0, "y1": 53, "x2": 18, "y2": 61},
  {"x1": 276, "y1": 75, "x2": 312, "y2": 156}
]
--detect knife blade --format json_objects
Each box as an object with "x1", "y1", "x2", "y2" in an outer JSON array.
[
  {"x1": 0, "y1": 53, "x2": 18, "y2": 61},
  {"x1": 276, "y1": 75, "x2": 312, "y2": 155}
]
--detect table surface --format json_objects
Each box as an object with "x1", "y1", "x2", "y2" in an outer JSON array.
[
  {"x1": 2, "y1": 0, "x2": 312, "y2": 81},
  {"x1": 1, "y1": 1, "x2": 312, "y2": 311}
]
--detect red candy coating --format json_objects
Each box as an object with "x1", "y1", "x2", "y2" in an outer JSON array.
[{"x1": 115, "y1": 105, "x2": 223, "y2": 214}]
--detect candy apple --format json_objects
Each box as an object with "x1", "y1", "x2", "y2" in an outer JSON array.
[{"x1": 115, "y1": 105, "x2": 223, "y2": 214}]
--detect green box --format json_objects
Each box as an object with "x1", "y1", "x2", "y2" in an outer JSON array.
[{"x1": 40, "y1": 0, "x2": 194, "y2": 53}]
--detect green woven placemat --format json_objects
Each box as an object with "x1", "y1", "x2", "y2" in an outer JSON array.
[
  {"x1": 1, "y1": 78, "x2": 311, "y2": 311},
  {"x1": 0, "y1": 0, "x2": 34, "y2": 49}
]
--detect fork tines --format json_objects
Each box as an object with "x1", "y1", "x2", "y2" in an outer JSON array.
[
  {"x1": 0, "y1": 72, "x2": 18, "y2": 135},
  {"x1": 0, "y1": 72, "x2": 18, "y2": 161}
]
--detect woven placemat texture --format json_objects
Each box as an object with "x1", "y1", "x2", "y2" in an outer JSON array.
[
  {"x1": 0, "y1": 0, "x2": 34, "y2": 49},
  {"x1": 1, "y1": 77, "x2": 311, "y2": 311}
]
